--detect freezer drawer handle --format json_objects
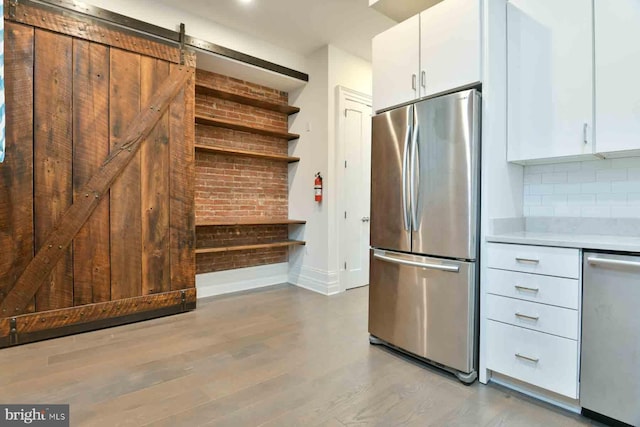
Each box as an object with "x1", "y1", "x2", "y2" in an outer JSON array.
[
  {"x1": 515, "y1": 353, "x2": 539, "y2": 363},
  {"x1": 587, "y1": 257, "x2": 640, "y2": 270},
  {"x1": 515, "y1": 257, "x2": 540, "y2": 265},
  {"x1": 514, "y1": 285, "x2": 539, "y2": 293},
  {"x1": 515, "y1": 312, "x2": 539, "y2": 321},
  {"x1": 374, "y1": 253, "x2": 460, "y2": 273}
]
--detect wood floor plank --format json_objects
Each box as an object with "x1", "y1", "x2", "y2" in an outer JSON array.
[{"x1": 1, "y1": 285, "x2": 591, "y2": 427}]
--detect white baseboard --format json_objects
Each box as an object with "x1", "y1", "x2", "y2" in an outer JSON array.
[
  {"x1": 196, "y1": 262, "x2": 288, "y2": 298},
  {"x1": 288, "y1": 264, "x2": 340, "y2": 296}
]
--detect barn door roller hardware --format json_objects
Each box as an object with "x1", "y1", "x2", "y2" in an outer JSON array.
[
  {"x1": 8, "y1": 0, "x2": 18, "y2": 18},
  {"x1": 179, "y1": 22, "x2": 186, "y2": 65},
  {"x1": 9, "y1": 318, "x2": 18, "y2": 345}
]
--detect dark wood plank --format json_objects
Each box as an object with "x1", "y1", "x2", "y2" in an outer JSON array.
[
  {"x1": 34, "y1": 29, "x2": 74, "y2": 312},
  {"x1": 0, "y1": 288, "x2": 196, "y2": 343},
  {"x1": 195, "y1": 240, "x2": 306, "y2": 254},
  {"x1": 0, "y1": 23, "x2": 35, "y2": 315},
  {"x1": 109, "y1": 48, "x2": 142, "y2": 301},
  {"x1": 169, "y1": 64, "x2": 196, "y2": 291},
  {"x1": 194, "y1": 144, "x2": 300, "y2": 163},
  {"x1": 194, "y1": 83, "x2": 300, "y2": 115},
  {"x1": 141, "y1": 57, "x2": 171, "y2": 295},
  {"x1": 195, "y1": 114, "x2": 300, "y2": 141},
  {"x1": 195, "y1": 219, "x2": 306, "y2": 227},
  {"x1": 8, "y1": 1, "x2": 180, "y2": 63},
  {"x1": 0, "y1": 68, "x2": 193, "y2": 315},
  {"x1": 72, "y1": 39, "x2": 111, "y2": 305}
]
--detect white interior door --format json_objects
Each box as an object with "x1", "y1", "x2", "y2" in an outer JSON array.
[{"x1": 340, "y1": 97, "x2": 372, "y2": 290}]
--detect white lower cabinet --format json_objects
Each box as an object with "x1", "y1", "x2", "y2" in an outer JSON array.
[
  {"x1": 485, "y1": 242, "x2": 581, "y2": 400},
  {"x1": 486, "y1": 320, "x2": 579, "y2": 399}
]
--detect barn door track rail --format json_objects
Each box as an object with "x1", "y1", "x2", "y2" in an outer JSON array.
[{"x1": 0, "y1": 67, "x2": 193, "y2": 318}]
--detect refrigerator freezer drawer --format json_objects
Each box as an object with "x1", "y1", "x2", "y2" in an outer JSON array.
[
  {"x1": 368, "y1": 249, "x2": 476, "y2": 373},
  {"x1": 486, "y1": 320, "x2": 579, "y2": 399}
]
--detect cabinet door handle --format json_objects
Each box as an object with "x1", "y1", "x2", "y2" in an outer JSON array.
[
  {"x1": 515, "y1": 353, "x2": 539, "y2": 363},
  {"x1": 515, "y1": 312, "x2": 539, "y2": 321},
  {"x1": 514, "y1": 285, "x2": 539, "y2": 293},
  {"x1": 421, "y1": 71, "x2": 426, "y2": 89},
  {"x1": 412, "y1": 74, "x2": 417, "y2": 91},
  {"x1": 583, "y1": 123, "x2": 588, "y2": 145},
  {"x1": 515, "y1": 257, "x2": 539, "y2": 265}
]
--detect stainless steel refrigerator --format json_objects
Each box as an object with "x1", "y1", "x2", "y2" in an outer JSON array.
[{"x1": 368, "y1": 89, "x2": 481, "y2": 384}]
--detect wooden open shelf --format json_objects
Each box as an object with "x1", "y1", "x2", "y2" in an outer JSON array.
[
  {"x1": 196, "y1": 218, "x2": 306, "y2": 227},
  {"x1": 195, "y1": 114, "x2": 300, "y2": 141},
  {"x1": 195, "y1": 83, "x2": 300, "y2": 116},
  {"x1": 195, "y1": 144, "x2": 300, "y2": 163},
  {"x1": 195, "y1": 240, "x2": 306, "y2": 254}
]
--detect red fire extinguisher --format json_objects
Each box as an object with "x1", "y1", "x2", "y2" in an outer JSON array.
[{"x1": 314, "y1": 172, "x2": 323, "y2": 203}]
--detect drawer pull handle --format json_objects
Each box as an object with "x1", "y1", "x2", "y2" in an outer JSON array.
[
  {"x1": 515, "y1": 257, "x2": 540, "y2": 265},
  {"x1": 515, "y1": 312, "x2": 539, "y2": 321},
  {"x1": 515, "y1": 353, "x2": 539, "y2": 363},
  {"x1": 514, "y1": 285, "x2": 539, "y2": 293}
]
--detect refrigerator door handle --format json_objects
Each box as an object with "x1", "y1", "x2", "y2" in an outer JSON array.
[
  {"x1": 374, "y1": 252, "x2": 460, "y2": 273},
  {"x1": 410, "y1": 109, "x2": 419, "y2": 229},
  {"x1": 401, "y1": 107, "x2": 412, "y2": 231}
]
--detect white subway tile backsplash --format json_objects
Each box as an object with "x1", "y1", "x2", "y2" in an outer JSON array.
[
  {"x1": 597, "y1": 193, "x2": 627, "y2": 205},
  {"x1": 553, "y1": 183, "x2": 582, "y2": 194},
  {"x1": 554, "y1": 206, "x2": 582, "y2": 217},
  {"x1": 628, "y1": 193, "x2": 640, "y2": 206},
  {"x1": 612, "y1": 180, "x2": 640, "y2": 194},
  {"x1": 529, "y1": 184, "x2": 555, "y2": 195},
  {"x1": 524, "y1": 195, "x2": 542, "y2": 206},
  {"x1": 542, "y1": 172, "x2": 568, "y2": 184},
  {"x1": 568, "y1": 194, "x2": 596, "y2": 206},
  {"x1": 553, "y1": 162, "x2": 582, "y2": 172},
  {"x1": 596, "y1": 169, "x2": 628, "y2": 182},
  {"x1": 567, "y1": 170, "x2": 596, "y2": 183},
  {"x1": 611, "y1": 206, "x2": 640, "y2": 218},
  {"x1": 581, "y1": 159, "x2": 612, "y2": 171},
  {"x1": 524, "y1": 173, "x2": 542, "y2": 184},
  {"x1": 611, "y1": 157, "x2": 640, "y2": 169},
  {"x1": 529, "y1": 206, "x2": 555, "y2": 216},
  {"x1": 581, "y1": 206, "x2": 611, "y2": 218},
  {"x1": 542, "y1": 194, "x2": 567, "y2": 206},
  {"x1": 581, "y1": 182, "x2": 611, "y2": 194},
  {"x1": 524, "y1": 157, "x2": 640, "y2": 218}
]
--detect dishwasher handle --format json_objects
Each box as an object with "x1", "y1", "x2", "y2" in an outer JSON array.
[{"x1": 587, "y1": 256, "x2": 640, "y2": 270}]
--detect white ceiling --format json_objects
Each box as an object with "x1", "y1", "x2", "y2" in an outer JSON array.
[{"x1": 155, "y1": 0, "x2": 395, "y2": 62}]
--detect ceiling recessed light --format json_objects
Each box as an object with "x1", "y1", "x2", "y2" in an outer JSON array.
[{"x1": 238, "y1": 0, "x2": 253, "y2": 4}]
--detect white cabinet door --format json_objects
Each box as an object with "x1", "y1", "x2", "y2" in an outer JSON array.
[
  {"x1": 595, "y1": 0, "x2": 640, "y2": 155},
  {"x1": 372, "y1": 14, "x2": 420, "y2": 113},
  {"x1": 419, "y1": 0, "x2": 481, "y2": 98},
  {"x1": 507, "y1": 0, "x2": 594, "y2": 163}
]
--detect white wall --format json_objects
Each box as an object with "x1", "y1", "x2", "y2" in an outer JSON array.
[
  {"x1": 288, "y1": 45, "x2": 372, "y2": 295},
  {"x1": 85, "y1": 0, "x2": 307, "y2": 72},
  {"x1": 523, "y1": 157, "x2": 640, "y2": 218}
]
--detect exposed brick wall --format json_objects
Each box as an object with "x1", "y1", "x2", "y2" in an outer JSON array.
[{"x1": 195, "y1": 70, "x2": 292, "y2": 274}]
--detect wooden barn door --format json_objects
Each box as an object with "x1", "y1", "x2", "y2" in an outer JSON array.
[{"x1": 0, "y1": 1, "x2": 196, "y2": 347}]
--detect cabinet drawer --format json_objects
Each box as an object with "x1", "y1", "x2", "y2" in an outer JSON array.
[
  {"x1": 486, "y1": 320, "x2": 579, "y2": 399},
  {"x1": 487, "y1": 243, "x2": 580, "y2": 279},
  {"x1": 486, "y1": 269, "x2": 580, "y2": 309},
  {"x1": 486, "y1": 294, "x2": 578, "y2": 340}
]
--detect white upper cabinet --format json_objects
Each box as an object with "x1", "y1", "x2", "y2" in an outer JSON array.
[
  {"x1": 372, "y1": 15, "x2": 420, "y2": 113},
  {"x1": 372, "y1": 0, "x2": 481, "y2": 113},
  {"x1": 595, "y1": 0, "x2": 640, "y2": 155},
  {"x1": 507, "y1": 0, "x2": 594, "y2": 163},
  {"x1": 419, "y1": 0, "x2": 481, "y2": 98}
]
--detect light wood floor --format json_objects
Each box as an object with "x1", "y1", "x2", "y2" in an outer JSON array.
[{"x1": 1, "y1": 285, "x2": 599, "y2": 426}]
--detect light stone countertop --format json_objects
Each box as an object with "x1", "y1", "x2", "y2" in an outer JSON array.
[{"x1": 487, "y1": 217, "x2": 640, "y2": 252}]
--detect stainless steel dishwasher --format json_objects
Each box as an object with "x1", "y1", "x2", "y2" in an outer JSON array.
[{"x1": 582, "y1": 252, "x2": 640, "y2": 427}]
